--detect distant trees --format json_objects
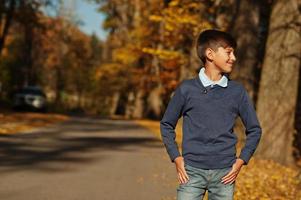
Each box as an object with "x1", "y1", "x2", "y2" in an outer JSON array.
[
  {"x1": 34, "y1": 16, "x2": 95, "y2": 108},
  {"x1": 0, "y1": 1, "x2": 104, "y2": 113},
  {"x1": 93, "y1": 0, "x2": 216, "y2": 118},
  {"x1": 0, "y1": 0, "x2": 52, "y2": 96},
  {"x1": 0, "y1": 0, "x2": 54, "y2": 61}
]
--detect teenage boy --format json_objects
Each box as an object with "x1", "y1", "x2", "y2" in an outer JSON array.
[{"x1": 160, "y1": 29, "x2": 262, "y2": 200}]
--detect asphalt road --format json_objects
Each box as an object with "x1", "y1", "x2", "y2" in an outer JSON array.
[{"x1": 0, "y1": 116, "x2": 177, "y2": 200}]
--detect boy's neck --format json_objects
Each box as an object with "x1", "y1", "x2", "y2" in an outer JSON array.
[{"x1": 203, "y1": 64, "x2": 223, "y2": 82}]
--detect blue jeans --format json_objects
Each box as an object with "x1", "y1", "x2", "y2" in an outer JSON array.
[{"x1": 177, "y1": 164, "x2": 235, "y2": 200}]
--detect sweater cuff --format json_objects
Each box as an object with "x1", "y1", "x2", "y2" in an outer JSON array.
[
  {"x1": 239, "y1": 151, "x2": 252, "y2": 165},
  {"x1": 169, "y1": 150, "x2": 181, "y2": 163}
]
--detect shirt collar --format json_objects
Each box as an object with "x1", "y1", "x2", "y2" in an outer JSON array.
[{"x1": 198, "y1": 67, "x2": 228, "y2": 88}]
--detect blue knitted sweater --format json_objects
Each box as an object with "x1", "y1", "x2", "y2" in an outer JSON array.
[{"x1": 160, "y1": 77, "x2": 262, "y2": 169}]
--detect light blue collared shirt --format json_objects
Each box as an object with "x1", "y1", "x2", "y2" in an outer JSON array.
[{"x1": 198, "y1": 67, "x2": 228, "y2": 88}]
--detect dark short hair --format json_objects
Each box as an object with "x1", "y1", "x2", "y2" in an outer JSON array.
[{"x1": 196, "y1": 29, "x2": 237, "y2": 64}]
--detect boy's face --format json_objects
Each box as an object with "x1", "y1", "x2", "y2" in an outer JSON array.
[{"x1": 207, "y1": 46, "x2": 236, "y2": 73}]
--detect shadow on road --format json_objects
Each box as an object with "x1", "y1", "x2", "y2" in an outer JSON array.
[{"x1": 0, "y1": 117, "x2": 163, "y2": 173}]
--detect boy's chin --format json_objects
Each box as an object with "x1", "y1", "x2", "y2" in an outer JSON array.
[{"x1": 223, "y1": 66, "x2": 233, "y2": 73}]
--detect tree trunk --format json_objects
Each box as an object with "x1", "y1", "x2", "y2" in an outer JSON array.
[
  {"x1": 188, "y1": 43, "x2": 201, "y2": 78},
  {"x1": 256, "y1": 0, "x2": 301, "y2": 165},
  {"x1": 0, "y1": 0, "x2": 15, "y2": 55},
  {"x1": 145, "y1": 1, "x2": 165, "y2": 119},
  {"x1": 132, "y1": 89, "x2": 144, "y2": 118},
  {"x1": 125, "y1": 91, "x2": 135, "y2": 119},
  {"x1": 229, "y1": 0, "x2": 260, "y2": 101},
  {"x1": 24, "y1": 24, "x2": 34, "y2": 85},
  {"x1": 109, "y1": 92, "x2": 120, "y2": 116},
  {"x1": 294, "y1": 65, "x2": 301, "y2": 161},
  {"x1": 228, "y1": 0, "x2": 261, "y2": 146},
  {"x1": 147, "y1": 86, "x2": 163, "y2": 119},
  {"x1": 55, "y1": 67, "x2": 64, "y2": 106}
]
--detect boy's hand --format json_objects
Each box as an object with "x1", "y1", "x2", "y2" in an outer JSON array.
[
  {"x1": 221, "y1": 158, "x2": 244, "y2": 185},
  {"x1": 174, "y1": 156, "x2": 190, "y2": 184}
]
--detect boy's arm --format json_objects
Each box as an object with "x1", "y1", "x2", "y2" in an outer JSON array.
[
  {"x1": 238, "y1": 87, "x2": 262, "y2": 165},
  {"x1": 160, "y1": 85, "x2": 185, "y2": 163}
]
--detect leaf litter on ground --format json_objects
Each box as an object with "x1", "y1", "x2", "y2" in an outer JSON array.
[{"x1": 0, "y1": 112, "x2": 69, "y2": 134}]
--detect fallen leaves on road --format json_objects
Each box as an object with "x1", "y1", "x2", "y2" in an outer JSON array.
[
  {"x1": 0, "y1": 112, "x2": 69, "y2": 134},
  {"x1": 135, "y1": 119, "x2": 301, "y2": 200}
]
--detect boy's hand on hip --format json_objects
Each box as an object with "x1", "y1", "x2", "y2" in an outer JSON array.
[
  {"x1": 174, "y1": 156, "x2": 189, "y2": 184},
  {"x1": 221, "y1": 158, "x2": 244, "y2": 185}
]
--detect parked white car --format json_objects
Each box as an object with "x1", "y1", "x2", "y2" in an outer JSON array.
[{"x1": 13, "y1": 86, "x2": 47, "y2": 112}]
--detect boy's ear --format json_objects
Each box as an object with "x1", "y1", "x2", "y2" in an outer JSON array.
[{"x1": 205, "y1": 48, "x2": 214, "y2": 62}]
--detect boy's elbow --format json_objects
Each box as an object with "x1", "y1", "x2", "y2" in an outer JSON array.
[
  {"x1": 160, "y1": 119, "x2": 165, "y2": 131},
  {"x1": 160, "y1": 118, "x2": 172, "y2": 129},
  {"x1": 160, "y1": 119, "x2": 176, "y2": 136},
  {"x1": 160, "y1": 119, "x2": 169, "y2": 136},
  {"x1": 251, "y1": 125, "x2": 262, "y2": 145},
  {"x1": 257, "y1": 126, "x2": 262, "y2": 141},
  {"x1": 255, "y1": 123, "x2": 262, "y2": 136}
]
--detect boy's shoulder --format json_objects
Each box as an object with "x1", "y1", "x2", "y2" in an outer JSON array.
[
  {"x1": 227, "y1": 79, "x2": 245, "y2": 90},
  {"x1": 179, "y1": 78, "x2": 196, "y2": 86},
  {"x1": 177, "y1": 78, "x2": 197, "y2": 92},
  {"x1": 226, "y1": 79, "x2": 247, "y2": 97}
]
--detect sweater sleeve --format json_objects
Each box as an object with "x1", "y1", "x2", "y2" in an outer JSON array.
[
  {"x1": 160, "y1": 85, "x2": 186, "y2": 163},
  {"x1": 238, "y1": 87, "x2": 262, "y2": 165}
]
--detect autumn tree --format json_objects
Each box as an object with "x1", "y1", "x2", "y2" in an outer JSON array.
[
  {"x1": 0, "y1": 0, "x2": 56, "y2": 49},
  {"x1": 33, "y1": 14, "x2": 99, "y2": 111},
  {"x1": 94, "y1": 0, "x2": 215, "y2": 118},
  {"x1": 0, "y1": 0, "x2": 58, "y2": 102}
]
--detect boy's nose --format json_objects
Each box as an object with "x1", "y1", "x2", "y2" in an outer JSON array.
[{"x1": 231, "y1": 53, "x2": 236, "y2": 61}]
